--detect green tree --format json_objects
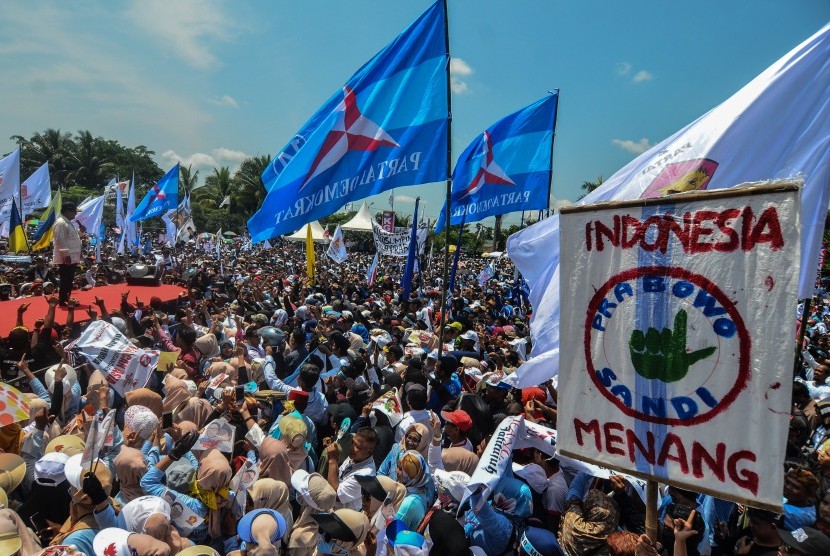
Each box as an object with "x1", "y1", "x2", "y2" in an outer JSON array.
[
  {"x1": 578, "y1": 175, "x2": 604, "y2": 199},
  {"x1": 180, "y1": 165, "x2": 199, "y2": 197},
  {"x1": 12, "y1": 129, "x2": 73, "y2": 189},
  {"x1": 66, "y1": 130, "x2": 113, "y2": 188},
  {"x1": 194, "y1": 166, "x2": 234, "y2": 209},
  {"x1": 232, "y1": 155, "x2": 270, "y2": 219}
]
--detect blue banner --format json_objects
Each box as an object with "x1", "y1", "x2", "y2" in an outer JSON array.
[
  {"x1": 130, "y1": 164, "x2": 179, "y2": 222},
  {"x1": 435, "y1": 92, "x2": 558, "y2": 233},
  {"x1": 248, "y1": 1, "x2": 448, "y2": 242}
]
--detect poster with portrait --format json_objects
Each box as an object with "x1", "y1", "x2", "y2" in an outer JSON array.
[
  {"x1": 195, "y1": 417, "x2": 235, "y2": 453},
  {"x1": 557, "y1": 183, "x2": 801, "y2": 511}
]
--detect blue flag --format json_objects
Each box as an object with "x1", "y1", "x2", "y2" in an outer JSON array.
[
  {"x1": 435, "y1": 92, "x2": 558, "y2": 234},
  {"x1": 248, "y1": 1, "x2": 448, "y2": 242},
  {"x1": 130, "y1": 164, "x2": 179, "y2": 222},
  {"x1": 400, "y1": 199, "x2": 420, "y2": 300}
]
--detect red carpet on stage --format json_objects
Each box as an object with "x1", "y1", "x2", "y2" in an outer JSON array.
[{"x1": 0, "y1": 284, "x2": 186, "y2": 337}]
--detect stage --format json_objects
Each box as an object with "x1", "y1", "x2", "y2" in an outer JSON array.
[{"x1": 0, "y1": 284, "x2": 186, "y2": 336}]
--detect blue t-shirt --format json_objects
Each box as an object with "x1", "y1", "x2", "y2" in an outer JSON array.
[{"x1": 428, "y1": 374, "x2": 462, "y2": 410}]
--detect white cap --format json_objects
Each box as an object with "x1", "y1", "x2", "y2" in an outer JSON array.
[
  {"x1": 34, "y1": 452, "x2": 69, "y2": 486},
  {"x1": 433, "y1": 469, "x2": 470, "y2": 503},
  {"x1": 93, "y1": 527, "x2": 131, "y2": 556},
  {"x1": 291, "y1": 469, "x2": 325, "y2": 512},
  {"x1": 121, "y1": 495, "x2": 171, "y2": 533}
]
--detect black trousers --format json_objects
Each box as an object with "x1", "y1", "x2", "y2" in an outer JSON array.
[{"x1": 58, "y1": 263, "x2": 76, "y2": 302}]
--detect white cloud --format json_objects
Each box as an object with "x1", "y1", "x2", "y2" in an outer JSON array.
[
  {"x1": 632, "y1": 70, "x2": 653, "y2": 83},
  {"x1": 126, "y1": 0, "x2": 236, "y2": 70},
  {"x1": 616, "y1": 61, "x2": 632, "y2": 76},
  {"x1": 612, "y1": 138, "x2": 653, "y2": 154},
  {"x1": 450, "y1": 57, "x2": 474, "y2": 94},
  {"x1": 0, "y1": 3, "x2": 212, "y2": 148},
  {"x1": 163, "y1": 147, "x2": 250, "y2": 171},
  {"x1": 395, "y1": 195, "x2": 417, "y2": 204},
  {"x1": 210, "y1": 95, "x2": 239, "y2": 108}
]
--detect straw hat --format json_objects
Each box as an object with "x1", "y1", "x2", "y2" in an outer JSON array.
[
  {"x1": 0, "y1": 454, "x2": 25, "y2": 494},
  {"x1": 46, "y1": 435, "x2": 85, "y2": 456}
]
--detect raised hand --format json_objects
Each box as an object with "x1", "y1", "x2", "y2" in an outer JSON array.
[{"x1": 628, "y1": 309, "x2": 715, "y2": 383}]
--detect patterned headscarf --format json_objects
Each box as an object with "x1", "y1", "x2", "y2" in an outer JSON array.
[
  {"x1": 492, "y1": 476, "x2": 533, "y2": 519},
  {"x1": 559, "y1": 489, "x2": 620, "y2": 556},
  {"x1": 397, "y1": 450, "x2": 429, "y2": 493}
]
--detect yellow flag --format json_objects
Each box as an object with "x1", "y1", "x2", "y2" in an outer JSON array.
[
  {"x1": 306, "y1": 224, "x2": 315, "y2": 284},
  {"x1": 8, "y1": 198, "x2": 27, "y2": 253}
]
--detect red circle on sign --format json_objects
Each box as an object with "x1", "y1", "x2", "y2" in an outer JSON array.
[{"x1": 584, "y1": 265, "x2": 751, "y2": 426}]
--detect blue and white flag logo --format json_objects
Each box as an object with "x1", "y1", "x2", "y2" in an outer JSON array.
[
  {"x1": 248, "y1": 1, "x2": 448, "y2": 243},
  {"x1": 130, "y1": 164, "x2": 179, "y2": 222},
  {"x1": 435, "y1": 93, "x2": 558, "y2": 234}
]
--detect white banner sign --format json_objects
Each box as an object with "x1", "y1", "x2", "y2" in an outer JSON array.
[
  {"x1": 372, "y1": 221, "x2": 428, "y2": 257},
  {"x1": 69, "y1": 320, "x2": 157, "y2": 397},
  {"x1": 557, "y1": 184, "x2": 800, "y2": 510}
]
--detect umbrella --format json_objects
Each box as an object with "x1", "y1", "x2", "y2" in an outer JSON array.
[
  {"x1": 223, "y1": 231, "x2": 238, "y2": 237},
  {"x1": 198, "y1": 233, "x2": 213, "y2": 239},
  {"x1": 223, "y1": 238, "x2": 234, "y2": 243},
  {"x1": 0, "y1": 383, "x2": 30, "y2": 426},
  {"x1": 26, "y1": 219, "x2": 40, "y2": 227}
]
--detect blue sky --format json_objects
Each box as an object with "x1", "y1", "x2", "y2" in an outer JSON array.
[{"x1": 0, "y1": 0, "x2": 827, "y2": 226}]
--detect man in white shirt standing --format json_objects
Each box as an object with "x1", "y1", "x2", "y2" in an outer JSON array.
[
  {"x1": 51, "y1": 202, "x2": 82, "y2": 305},
  {"x1": 325, "y1": 428, "x2": 378, "y2": 510}
]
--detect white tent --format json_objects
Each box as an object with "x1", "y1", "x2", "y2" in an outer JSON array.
[
  {"x1": 340, "y1": 201, "x2": 375, "y2": 231},
  {"x1": 284, "y1": 221, "x2": 328, "y2": 242}
]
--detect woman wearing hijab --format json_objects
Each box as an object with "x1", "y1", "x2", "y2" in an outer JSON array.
[
  {"x1": 356, "y1": 475, "x2": 406, "y2": 556},
  {"x1": 466, "y1": 476, "x2": 535, "y2": 556},
  {"x1": 258, "y1": 437, "x2": 294, "y2": 485},
  {"x1": 274, "y1": 414, "x2": 313, "y2": 473},
  {"x1": 377, "y1": 423, "x2": 432, "y2": 480},
  {"x1": 394, "y1": 451, "x2": 431, "y2": 531},
  {"x1": 312, "y1": 508, "x2": 371, "y2": 556},
  {"x1": 248, "y1": 478, "x2": 294, "y2": 542},
  {"x1": 0, "y1": 508, "x2": 43, "y2": 555},
  {"x1": 288, "y1": 470, "x2": 337, "y2": 556},
  {"x1": 441, "y1": 446, "x2": 479, "y2": 476},
  {"x1": 114, "y1": 446, "x2": 148, "y2": 504},
  {"x1": 558, "y1": 489, "x2": 621, "y2": 556}
]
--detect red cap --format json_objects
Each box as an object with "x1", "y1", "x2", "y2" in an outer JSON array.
[
  {"x1": 441, "y1": 409, "x2": 473, "y2": 432},
  {"x1": 288, "y1": 389, "x2": 310, "y2": 402}
]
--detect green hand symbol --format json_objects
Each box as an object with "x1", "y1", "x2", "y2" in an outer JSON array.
[{"x1": 628, "y1": 309, "x2": 716, "y2": 383}]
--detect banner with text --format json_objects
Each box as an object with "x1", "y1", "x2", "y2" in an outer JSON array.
[
  {"x1": 557, "y1": 183, "x2": 800, "y2": 510},
  {"x1": 372, "y1": 221, "x2": 428, "y2": 257},
  {"x1": 69, "y1": 320, "x2": 158, "y2": 397}
]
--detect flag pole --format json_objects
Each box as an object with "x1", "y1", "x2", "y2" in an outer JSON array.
[
  {"x1": 437, "y1": 0, "x2": 453, "y2": 358},
  {"x1": 546, "y1": 88, "x2": 560, "y2": 218}
]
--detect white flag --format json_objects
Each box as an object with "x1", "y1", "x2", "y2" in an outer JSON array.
[
  {"x1": 81, "y1": 410, "x2": 116, "y2": 470},
  {"x1": 115, "y1": 180, "x2": 125, "y2": 228},
  {"x1": 125, "y1": 177, "x2": 137, "y2": 251},
  {"x1": 508, "y1": 22, "x2": 830, "y2": 388},
  {"x1": 21, "y1": 162, "x2": 51, "y2": 215},
  {"x1": 0, "y1": 148, "x2": 20, "y2": 227},
  {"x1": 326, "y1": 225, "x2": 348, "y2": 264},
  {"x1": 74, "y1": 194, "x2": 106, "y2": 236}
]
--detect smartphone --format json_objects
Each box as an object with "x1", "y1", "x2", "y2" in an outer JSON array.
[
  {"x1": 235, "y1": 385, "x2": 245, "y2": 405},
  {"x1": 162, "y1": 412, "x2": 174, "y2": 429}
]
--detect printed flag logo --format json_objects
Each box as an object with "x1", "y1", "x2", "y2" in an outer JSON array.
[
  {"x1": 460, "y1": 131, "x2": 515, "y2": 198},
  {"x1": 640, "y1": 158, "x2": 719, "y2": 199},
  {"x1": 301, "y1": 86, "x2": 400, "y2": 190}
]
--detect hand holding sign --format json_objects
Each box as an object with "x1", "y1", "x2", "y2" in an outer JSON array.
[{"x1": 629, "y1": 309, "x2": 716, "y2": 383}]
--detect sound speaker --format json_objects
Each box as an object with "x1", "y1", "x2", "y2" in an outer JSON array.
[{"x1": 125, "y1": 263, "x2": 161, "y2": 286}]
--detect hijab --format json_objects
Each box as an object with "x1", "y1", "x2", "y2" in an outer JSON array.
[
  {"x1": 124, "y1": 388, "x2": 163, "y2": 419},
  {"x1": 258, "y1": 437, "x2": 293, "y2": 485},
  {"x1": 114, "y1": 447, "x2": 147, "y2": 503},
  {"x1": 162, "y1": 376, "x2": 191, "y2": 414},
  {"x1": 0, "y1": 508, "x2": 41, "y2": 555},
  {"x1": 559, "y1": 489, "x2": 620, "y2": 556},
  {"x1": 193, "y1": 449, "x2": 232, "y2": 538},
  {"x1": 441, "y1": 447, "x2": 479, "y2": 476},
  {"x1": 207, "y1": 361, "x2": 237, "y2": 385},
  {"x1": 400, "y1": 423, "x2": 432, "y2": 460},
  {"x1": 288, "y1": 473, "x2": 337, "y2": 553},
  {"x1": 397, "y1": 451, "x2": 429, "y2": 493},
  {"x1": 0, "y1": 424, "x2": 22, "y2": 455},
  {"x1": 492, "y1": 477, "x2": 534, "y2": 520},
  {"x1": 175, "y1": 398, "x2": 212, "y2": 429},
  {"x1": 250, "y1": 479, "x2": 293, "y2": 539},
  {"x1": 277, "y1": 415, "x2": 309, "y2": 471}
]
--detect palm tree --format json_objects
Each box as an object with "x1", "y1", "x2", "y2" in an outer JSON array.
[
  {"x1": 193, "y1": 166, "x2": 234, "y2": 208},
  {"x1": 67, "y1": 130, "x2": 113, "y2": 189},
  {"x1": 180, "y1": 165, "x2": 199, "y2": 197},
  {"x1": 578, "y1": 175, "x2": 604, "y2": 200},
  {"x1": 233, "y1": 155, "x2": 270, "y2": 218},
  {"x1": 12, "y1": 129, "x2": 73, "y2": 189}
]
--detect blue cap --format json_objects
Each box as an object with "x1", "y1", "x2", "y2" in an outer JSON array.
[
  {"x1": 237, "y1": 509, "x2": 287, "y2": 544},
  {"x1": 385, "y1": 520, "x2": 425, "y2": 549}
]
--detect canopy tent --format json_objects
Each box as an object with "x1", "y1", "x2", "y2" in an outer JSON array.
[
  {"x1": 284, "y1": 221, "x2": 328, "y2": 242},
  {"x1": 340, "y1": 201, "x2": 375, "y2": 231}
]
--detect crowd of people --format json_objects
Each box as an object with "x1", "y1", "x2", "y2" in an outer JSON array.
[{"x1": 0, "y1": 205, "x2": 826, "y2": 556}]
